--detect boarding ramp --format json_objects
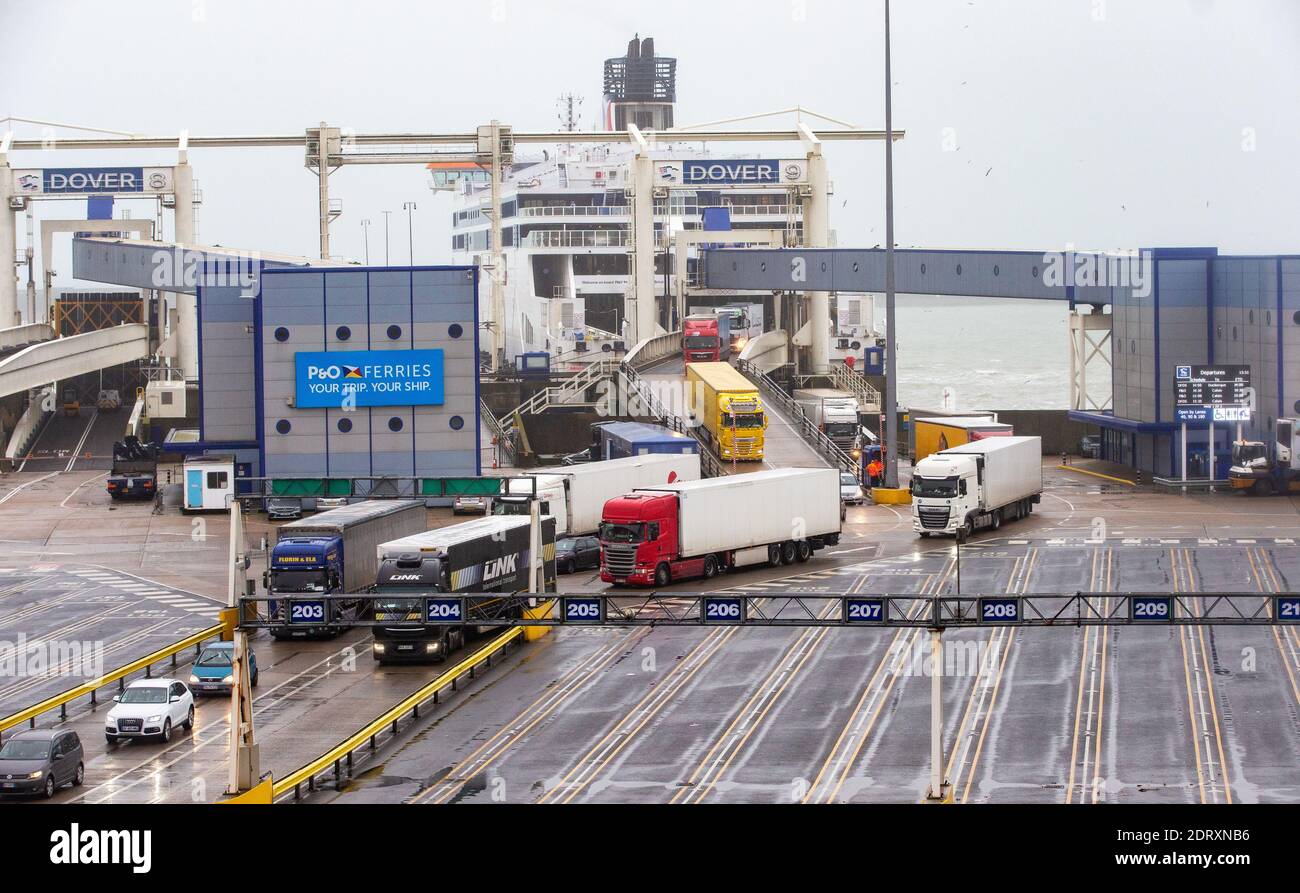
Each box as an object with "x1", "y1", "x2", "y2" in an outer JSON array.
[
  {"x1": 0, "y1": 323, "x2": 55, "y2": 356},
  {"x1": 0, "y1": 325, "x2": 150, "y2": 401},
  {"x1": 737, "y1": 329, "x2": 789, "y2": 374}
]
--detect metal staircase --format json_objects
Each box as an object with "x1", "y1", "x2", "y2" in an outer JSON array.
[{"x1": 828, "y1": 362, "x2": 882, "y2": 414}]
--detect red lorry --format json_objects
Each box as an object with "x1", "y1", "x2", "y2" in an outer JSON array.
[{"x1": 682, "y1": 313, "x2": 731, "y2": 364}]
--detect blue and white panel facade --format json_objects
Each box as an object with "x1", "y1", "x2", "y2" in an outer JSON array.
[{"x1": 257, "y1": 266, "x2": 479, "y2": 479}]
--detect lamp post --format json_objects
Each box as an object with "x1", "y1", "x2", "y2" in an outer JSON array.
[
  {"x1": 883, "y1": 0, "x2": 900, "y2": 489},
  {"x1": 382, "y1": 210, "x2": 392, "y2": 265},
  {"x1": 403, "y1": 201, "x2": 417, "y2": 264},
  {"x1": 360, "y1": 218, "x2": 371, "y2": 265}
]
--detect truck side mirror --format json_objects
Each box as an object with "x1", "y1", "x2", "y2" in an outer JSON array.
[{"x1": 262, "y1": 571, "x2": 269, "y2": 588}]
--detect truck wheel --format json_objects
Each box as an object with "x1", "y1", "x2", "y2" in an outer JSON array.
[
  {"x1": 991, "y1": 510, "x2": 1002, "y2": 531},
  {"x1": 768, "y1": 545, "x2": 783, "y2": 566},
  {"x1": 1254, "y1": 478, "x2": 1275, "y2": 496},
  {"x1": 796, "y1": 541, "x2": 812, "y2": 562},
  {"x1": 655, "y1": 563, "x2": 671, "y2": 587},
  {"x1": 702, "y1": 555, "x2": 718, "y2": 579},
  {"x1": 780, "y1": 541, "x2": 797, "y2": 565}
]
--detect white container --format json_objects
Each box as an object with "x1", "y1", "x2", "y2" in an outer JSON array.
[
  {"x1": 637, "y1": 467, "x2": 841, "y2": 557},
  {"x1": 942, "y1": 435, "x2": 1043, "y2": 510}
]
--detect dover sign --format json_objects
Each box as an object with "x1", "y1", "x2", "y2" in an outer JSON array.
[
  {"x1": 13, "y1": 167, "x2": 175, "y2": 196},
  {"x1": 295, "y1": 350, "x2": 445, "y2": 408},
  {"x1": 654, "y1": 159, "x2": 807, "y2": 187}
]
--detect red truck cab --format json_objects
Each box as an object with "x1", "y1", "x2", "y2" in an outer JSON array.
[
  {"x1": 683, "y1": 314, "x2": 729, "y2": 365},
  {"x1": 599, "y1": 492, "x2": 699, "y2": 587}
]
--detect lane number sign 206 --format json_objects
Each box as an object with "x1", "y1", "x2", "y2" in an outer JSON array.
[
  {"x1": 978, "y1": 597, "x2": 1020, "y2": 624},
  {"x1": 703, "y1": 596, "x2": 745, "y2": 624},
  {"x1": 563, "y1": 597, "x2": 604, "y2": 623},
  {"x1": 1130, "y1": 595, "x2": 1173, "y2": 622},
  {"x1": 289, "y1": 600, "x2": 326, "y2": 624}
]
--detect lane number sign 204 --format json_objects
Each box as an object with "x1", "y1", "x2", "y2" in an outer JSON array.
[
  {"x1": 978, "y1": 597, "x2": 1020, "y2": 624},
  {"x1": 425, "y1": 598, "x2": 464, "y2": 623},
  {"x1": 290, "y1": 600, "x2": 326, "y2": 624},
  {"x1": 1130, "y1": 595, "x2": 1173, "y2": 622}
]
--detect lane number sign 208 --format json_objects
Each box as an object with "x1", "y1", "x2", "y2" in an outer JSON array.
[
  {"x1": 1131, "y1": 595, "x2": 1173, "y2": 622},
  {"x1": 979, "y1": 597, "x2": 1020, "y2": 624},
  {"x1": 563, "y1": 597, "x2": 604, "y2": 623},
  {"x1": 844, "y1": 597, "x2": 886, "y2": 623},
  {"x1": 425, "y1": 598, "x2": 464, "y2": 623},
  {"x1": 703, "y1": 597, "x2": 745, "y2": 624},
  {"x1": 290, "y1": 601, "x2": 326, "y2": 624}
]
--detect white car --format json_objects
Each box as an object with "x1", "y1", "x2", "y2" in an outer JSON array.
[{"x1": 105, "y1": 679, "x2": 195, "y2": 744}]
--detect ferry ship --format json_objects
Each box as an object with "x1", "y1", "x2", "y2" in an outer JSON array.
[{"x1": 433, "y1": 36, "x2": 877, "y2": 373}]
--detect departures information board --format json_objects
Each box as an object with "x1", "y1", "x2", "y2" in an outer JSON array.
[{"x1": 1173, "y1": 365, "x2": 1252, "y2": 422}]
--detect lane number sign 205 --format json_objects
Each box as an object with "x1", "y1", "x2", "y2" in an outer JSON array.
[
  {"x1": 978, "y1": 597, "x2": 1020, "y2": 624},
  {"x1": 1130, "y1": 595, "x2": 1173, "y2": 622},
  {"x1": 289, "y1": 600, "x2": 326, "y2": 624},
  {"x1": 425, "y1": 598, "x2": 464, "y2": 624},
  {"x1": 563, "y1": 597, "x2": 604, "y2": 623}
]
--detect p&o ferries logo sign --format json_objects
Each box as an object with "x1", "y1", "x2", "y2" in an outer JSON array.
[{"x1": 294, "y1": 349, "x2": 445, "y2": 408}]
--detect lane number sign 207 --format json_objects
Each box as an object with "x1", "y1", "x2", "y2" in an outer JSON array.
[
  {"x1": 425, "y1": 598, "x2": 464, "y2": 624},
  {"x1": 289, "y1": 600, "x2": 326, "y2": 624},
  {"x1": 1275, "y1": 596, "x2": 1300, "y2": 622},
  {"x1": 1130, "y1": 595, "x2": 1174, "y2": 622},
  {"x1": 563, "y1": 597, "x2": 604, "y2": 623},
  {"x1": 978, "y1": 597, "x2": 1020, "y2": 624},
  {"x1": 703, "y1": 596, "x2": 745, "y2": 624},
  {"x1": 844, "y1": 597, "x2": 887, "y2": 624}
]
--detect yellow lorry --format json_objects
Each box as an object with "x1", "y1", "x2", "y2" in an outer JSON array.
[
  {"x1": 687, "y1": 362, "x2": 766, "y2": 461},
  {"x1": 911, "y1": 415, "x2": 1013, "y2": 463}
]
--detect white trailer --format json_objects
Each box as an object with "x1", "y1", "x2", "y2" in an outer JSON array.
[
  {"x1": 793, "y1": 388, "x2": 860, "y2": 449},
  {"x1": 496, "y1": 452, "x2": 700, "y2": 536},
  {"x1": 911, "y1": 436, "x2": 1042, "y2": 538}
]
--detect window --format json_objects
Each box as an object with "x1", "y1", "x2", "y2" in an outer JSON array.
[
  {"x1": 449, "y1": 415, "x2": 464, "y2": 430},
  {"x1": 274, "y1": 327, "x2": 290, "y2": 342},
  {"x1": 206, "y1": 471, "x2": 228, "y2": 489},
  {"x1": 337, "y1": 418, "x2": 353, "y2": 433},
  {"x1": 336, "y1": 325, "x2": 352, "y2": 341},
  {"x1": 161, "y1": 391, "x2": 174, "y2": 406},
  {"x1": 448, "y1": 323, "x2": 463, "y2": 339},
  {"x1": 388, "y1": 417, "x2": 404, "y2": 432},
  {"x1": 276, "y1": 419, "x2": 291, "y2": 434},
  {"x1": 386, "y1": 324, "x2": 403, "y2": 340}
]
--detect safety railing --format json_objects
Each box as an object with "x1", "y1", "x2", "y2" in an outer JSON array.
[
  {"x1": 479, "y1": 397, "x2": 516, "y2": 465},
  {"x1": 522, "y1": 230, "x2": 628, "y2": 249},
  {"x1": 736, "y1": 359, "x2": 858, "y2": 475},
  {"x1": 622, "y1": 330, "x2": 682, "y2": 370},
  {"x1": 828, "y1": 362, "x2": 882, "y2": 413},
  {"x1": 0, "y1": 621, "x2": 229, "y2": 737},
  {"x1": 271, "y1": 627, "x2": 524, "y2": 801}
]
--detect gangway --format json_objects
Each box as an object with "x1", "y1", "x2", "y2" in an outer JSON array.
[{"x1": 0, "y1": 324, "x2": 149, "y2": 401}]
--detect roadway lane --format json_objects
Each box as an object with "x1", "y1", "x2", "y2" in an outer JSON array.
[{"x1": 638, "y1": 356, "x2": 827, "y2": 472}]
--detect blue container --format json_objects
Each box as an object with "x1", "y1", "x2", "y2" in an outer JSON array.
[{"x1": 598, "y1": 421, "x2": 700, "y2": 460}]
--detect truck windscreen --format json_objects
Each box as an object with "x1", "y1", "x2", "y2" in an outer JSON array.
[
  {"x1": 684, "y1": 336, "x2": 717, "y2": 348},
  {"x1": 270, "y1": 569, "x2": 327, "y2": 592},
  {"x1": 911, "y1": 476, "x2": 959, "y2": 498},
  {"x1": 1232, "y1": 443, "x2": 1267, "y2": 464},
  {"x1": 600, "y1": 522, "x2": 645, "y2": 544},
  {"x1": 722, "y1": 412, "x2": 764, "y2": 428}
]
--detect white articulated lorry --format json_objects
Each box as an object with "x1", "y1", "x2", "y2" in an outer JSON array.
[
  {"x1": 793, "y1": 388, "x2": 861, "y2": 450},
  {"x1": 599, "y1": 467, "x2": 842, "y2": 587},
  {"x1": 493, "y1": 452, "x2": 701, "y2": 536},
  {"x1": 911, "y1": 436, "x2": 1042, "y2": 538}
]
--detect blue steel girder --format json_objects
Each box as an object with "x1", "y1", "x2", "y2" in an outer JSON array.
[{"x1": 701, "y1": 247, "x2": 1119, "y2": 307}]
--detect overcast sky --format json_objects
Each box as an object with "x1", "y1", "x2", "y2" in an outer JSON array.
[{"x1": 3, "y1": 0, "x2": 1297, "y2": 285}]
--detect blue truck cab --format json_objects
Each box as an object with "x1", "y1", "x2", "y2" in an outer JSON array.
[{"x1": 265, "y1": 536, "x2": 344, "y2": 637}]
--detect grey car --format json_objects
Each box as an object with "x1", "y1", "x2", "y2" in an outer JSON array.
[{"x1": 0, "y1": 728, "x2": 84, "y2": 798}]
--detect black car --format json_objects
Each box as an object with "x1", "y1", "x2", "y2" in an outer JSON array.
[
  {"x1": 556, "y1": 535, "x2": 601, "y2": 574},
  {"x1": 0, "y1": 728, "x2": 84, "y2": 798}
]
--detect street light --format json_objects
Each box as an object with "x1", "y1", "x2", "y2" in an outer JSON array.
[
  {"x1": 403, "y1": 201, "x2": 417, "y2": 265},
  {"x1": 360, "y1": 218, "x2": 371, "y2": 265},
  {"x1": 382, "y1": 210, "x2": 392, "y2": 265}
]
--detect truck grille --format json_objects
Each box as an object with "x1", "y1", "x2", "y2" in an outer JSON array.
[
  {"x1": 603, "y1": 543, "x2": 637, "y2": 576},
  {"x1": 729, "y1": 401, "x2": 758, "y2": 413},
  {"x1": 917, "y1": 506, "x2": 950, "y2": 530}
]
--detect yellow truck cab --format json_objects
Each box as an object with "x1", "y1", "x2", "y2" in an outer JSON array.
[{"x1": 686, "y1": 362, "x2": 766, "y2": 461}]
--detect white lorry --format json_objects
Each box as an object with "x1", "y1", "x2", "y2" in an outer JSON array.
[
  {"x1": 911, "y1": 436, "x2": 1042, "y2": 539},
  {"x1": 793, "y1": 388, "x2": 861, "y2": 450},
  {"x1": 493, "y1": 452, "x2": 701, "y2": 537},
  {"x1": 599, "y1": 467, "x2": 842, "y2": 586}
]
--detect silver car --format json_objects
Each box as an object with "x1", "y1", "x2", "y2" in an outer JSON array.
[{"x1": 840, "y1": 472, "x2": 864, "y2": 505}]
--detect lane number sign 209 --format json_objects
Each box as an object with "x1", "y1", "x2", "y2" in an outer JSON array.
[
  {"x1": 563, "y1": 597, "x2": 604, "y2": 623},
  {"x1": 1130, "y1": 595, "x2": 1173, "y2": 622},
  {"x1": 1274, "y1": 596, "x2": 1300, "y2": 623},
  {"x1": 290, "y1": 600, "x2": 326, "y2": 624},
  {"x1": 978, "y1": 597, "x2": 1020, "y2": 624},
  {"x1": 425, "y1": 598, "x2": 464, "y2": 623},
  {"x1": 844, "y1": 597, "x2": 886, "y2": 624},
  {"x1": 703, "y1": 596, "x2": 745, "y2": 624}
]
